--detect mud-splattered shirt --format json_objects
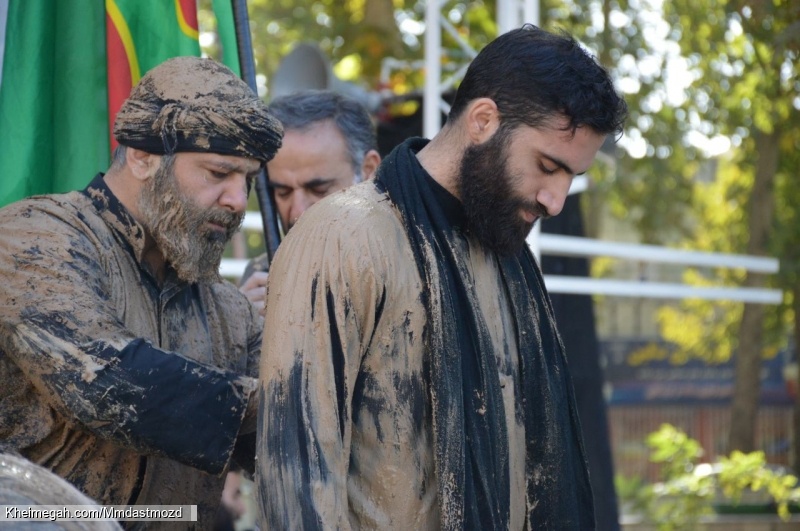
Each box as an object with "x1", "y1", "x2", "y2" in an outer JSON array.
[
  {"x1": 0, "y1": 174, "x2": 262, "y2": 529},
  {"x1": 257, "y1": 181, "x2": 528, "y2": 530}
]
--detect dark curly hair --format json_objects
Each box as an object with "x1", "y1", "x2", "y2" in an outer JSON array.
[{"x1": 448, "y1": 24, "x2": 627, "y2": 137}]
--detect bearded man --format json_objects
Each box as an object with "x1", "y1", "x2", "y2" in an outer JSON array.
[
  {"x1": 0, "y1": 56, "x2": 282, "y2": 528},
  {"x1": 257, "y1": 25, "x2": 627, "y2": 530}
]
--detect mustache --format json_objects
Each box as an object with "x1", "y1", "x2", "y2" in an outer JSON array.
[
  {"x1": 201, "y1": 209, "x2": 244, "y2": 233},
  {"x1": 517, "y1": 200, "x2": 550, "y2": 221}
]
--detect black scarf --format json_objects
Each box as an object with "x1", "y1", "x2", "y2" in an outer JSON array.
[{"x1": 375, "y1": 138, "x2": 595, "y2": 530}]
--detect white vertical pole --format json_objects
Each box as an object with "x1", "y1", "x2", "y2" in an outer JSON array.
[
  {"x1": 497, "y1": 0, "x2": 518, "y2": 34},
  {"x1": 524, "y1": 0, "x2": 540, "y2": 26},
  {"x1": 423, "y1": 0, "x2": 442, "y2": 138},
  {"x1": 519, "y1": 0, "x2": 543, "y2": 263}
]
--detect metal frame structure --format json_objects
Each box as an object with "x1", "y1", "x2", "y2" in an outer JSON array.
[
  {"x1": 225, "y1": 205, "x2": 781, "y2": 303},
  {"x1": 224, "y1": 0, "x2": 781, "y2": 305},
  {"x1": 417, "y1": 0, "x2": 781, "y2": 304}
]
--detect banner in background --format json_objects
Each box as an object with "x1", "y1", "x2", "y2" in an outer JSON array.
[{"x1": 602, "y1": 339, "x2": 795, "y2": 406}]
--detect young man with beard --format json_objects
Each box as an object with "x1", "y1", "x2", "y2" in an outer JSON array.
[
  {"x1": 257, "y1": 25, "x2": 627, "y2": 530},
  {"x1": 0, "y1": 57, "x2": 282, "y2": 528},
  {"x1": 238, "y1": 90, "x2": 381, "y2": 310}
]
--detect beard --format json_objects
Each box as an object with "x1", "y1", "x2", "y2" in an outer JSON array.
[
  {"x1": 457, "y1": 128, "x2": 548, "y2": 257},
  {"x1": 138, "y1": 156, "x2": 244, "y2": 283}
]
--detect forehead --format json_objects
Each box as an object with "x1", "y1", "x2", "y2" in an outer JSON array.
[
  {"x1": 175, "y1": 151, "x2": 261, "y2": 173},
  {"x1": 283, "y1": 120, "x2": 348, "y2": 152},
  {"x1": 267, "y1": 121, "x2": 355, "y2": 184}
]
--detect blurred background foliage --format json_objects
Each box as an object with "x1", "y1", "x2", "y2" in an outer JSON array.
[
  {"x1": 198, "y1": 0, "x2": 800, "y2": 456},
  {"x1": 617, "y1": 424, "x2": 800, "y2": 529}
]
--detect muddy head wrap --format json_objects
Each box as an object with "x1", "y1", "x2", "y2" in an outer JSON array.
[{"x1": 114, "y1": 56, "x2": 283, "y2": 163}]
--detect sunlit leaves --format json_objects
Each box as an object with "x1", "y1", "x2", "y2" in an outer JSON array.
[
  {"x1": 196, "y1": 0, "x2": 800, "y2": 362},
  {"x1": 634, "y1": 425, "x2": 800, "y2": 527}
]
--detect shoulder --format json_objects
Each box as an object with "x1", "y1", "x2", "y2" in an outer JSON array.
[
  {"x1": 301, "y1": 181, "x2": 400, "y2": 235},
  {"x1": 283, "y1": 182, "x2": 406, "y2": 261},
  {"x1": 0, "y1": 192, "x2": 100, "y2": 250},
  {"x1": 0, "y1": 192, "x2": 90, "y2": 224},
  {"x1": 270, "y1": 182, "x2": 417, "y2": 287},
  {"x1": 289, "y1": 182, "x2": 405, "y2": 249}
]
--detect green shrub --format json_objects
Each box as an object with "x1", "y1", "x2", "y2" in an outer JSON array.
[{"x1": 616, "y1": 424, "x2": 800, "y2": 530}]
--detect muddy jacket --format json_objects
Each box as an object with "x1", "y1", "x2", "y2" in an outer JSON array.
[
  {"x1": 0, "y1": 174, "x2": 262, "y2": 529},
  {"x1": 257, "y1": 182, "x2": 529, "y2": 530}
]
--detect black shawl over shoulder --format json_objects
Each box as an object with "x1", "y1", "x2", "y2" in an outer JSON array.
[{"x1": 375, "y1": 138, "x2": 595, "y2": 530}]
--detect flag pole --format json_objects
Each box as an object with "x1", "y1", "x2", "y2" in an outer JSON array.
[{"x1": 231, "y1": 0, "x2": 282, "y2": 262}]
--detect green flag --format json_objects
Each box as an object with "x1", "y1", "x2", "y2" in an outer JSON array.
[
  {"x1": 0, "y1": 0, "x2": 243, "y2": 208},
  {"x1": 0, "y1": 1, "x2": 108, "y2": 206},
  {"x1": 213, "y1": 0, "x2": 241, "y2": 77}
]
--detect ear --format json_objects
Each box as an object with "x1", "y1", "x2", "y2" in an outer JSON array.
[
  {"x1": 126, "y1": 147, "x2": 160, "y2": 182},
  {"x1": 464, "y1": 98, "x2": 500, "y2": 145},
  {"x1": 360, "y1": 149, "x2": 381, "y2": 181}
]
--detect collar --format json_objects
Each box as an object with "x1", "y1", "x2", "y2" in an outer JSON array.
[
  {"x1": 81, "y1": 174, "x2": 185, "y2": 289},
  {"x1": 81, "y1": 173, "x2": 149, "y2": 265},
  {"x1": 404, "y1": 137, "x2": 467, "y2": 230}
]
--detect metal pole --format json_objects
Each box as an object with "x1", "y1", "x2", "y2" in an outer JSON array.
[
  {"x1": 523, "y1": 0, "x2": 539, "y2": 26},
  {"x1": 423, "y1": 0, "x2": 442, "y2": 138},
  {"x1": 497, "y1": 0, "x2": 517, "y2": 34},
  {"x1": 520, "y1": 0, "x2": 542, "y2": 262},
  {"x1": 231, "y1": 0, "x2": 282, "y2": 262}
]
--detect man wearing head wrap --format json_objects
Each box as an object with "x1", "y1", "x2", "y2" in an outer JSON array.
[
  {"x1": 257, "y1": 26, "x2": 627, "y2": 529},
  {"x1": 0, "y1": 56, "x2": 282, "y2": 528}
]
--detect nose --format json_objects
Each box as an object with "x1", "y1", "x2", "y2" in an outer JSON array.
[
  {"x1": 537, "y1": 178, "x2": 572, "y2": 218},
  {"x1": 288, "y1": 190, "x2": 313, "y2": 223},
  {"x1": 218, "y1": 175, "x2": 249, "y2": 214}
]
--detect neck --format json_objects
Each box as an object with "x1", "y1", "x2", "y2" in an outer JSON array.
[{"x1": 415, "y1": 125, "x2": 465, "y2": 200}]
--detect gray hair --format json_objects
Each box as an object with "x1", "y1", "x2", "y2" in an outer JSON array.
[
  {"x1": 110, "y1": 145, "x2": 127, "y2": 170},
  {"x1": 109, "y1": 145, "x2": 177, "y2": 173},
  {"x1": 268, "y1": 90, "x2": 377, "y2": 182}
]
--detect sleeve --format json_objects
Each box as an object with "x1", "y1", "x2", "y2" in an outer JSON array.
[
  {"x1": 0, "y1": 200, "x2": 255, "y2": 475},
  {"x1": 229, "y1": 301, "x2": 265, "y2": 477},
  {"x1": 256, "y1": 204, "x2": 387, "y2": 530},
  {"x1": 245, "y1": 301, "x2": 264, "y2": 378}
]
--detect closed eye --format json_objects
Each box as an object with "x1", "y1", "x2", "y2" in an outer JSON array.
[
  {"x1": 309, "y1": 184, "x2": 334, "y2": 197},
  {"x1": 539, "y1": 163, "x2": 558, "y2": 175}
]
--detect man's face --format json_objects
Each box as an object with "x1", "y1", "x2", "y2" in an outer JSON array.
[
  {"x1": 138, "y1": 152, "x2": 259, "y2": 283},
  {"x1": 457, "y1": 117, "x2": 606, "y2": 256},
  {"x1": 267, "y1": 120, "x2": 358, "y2": 232}
]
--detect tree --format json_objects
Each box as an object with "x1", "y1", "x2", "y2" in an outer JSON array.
[
  {"x1": 559, "y1": 0, "x2": 798, "y2": 460},
  {"x1": 199, "y1": 0, "x2": 502, "y2": 101},
  {"x1": 658, "y1": 0, "x2": 799, "y2": 454},
  {"x1": 199, "y1": 0, "x2": 800, "y2": 468}
]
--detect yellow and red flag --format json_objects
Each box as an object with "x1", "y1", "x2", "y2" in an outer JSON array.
[{"x1": 106, "y1": 0, "x2": 201, "y2": 150}]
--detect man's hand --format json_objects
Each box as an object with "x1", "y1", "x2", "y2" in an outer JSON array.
[{"x1": 239, "y1": 271, "x2": 268, "y2": 315}]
